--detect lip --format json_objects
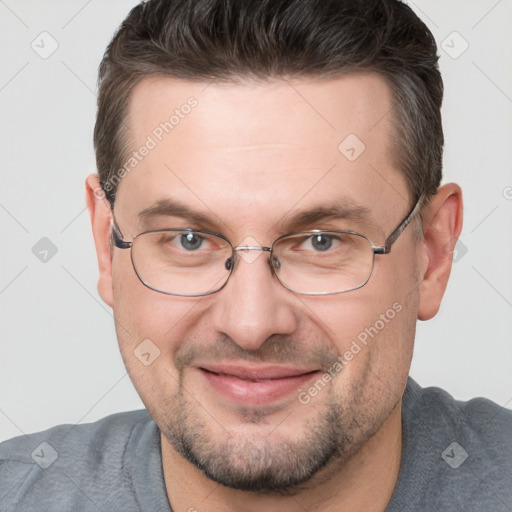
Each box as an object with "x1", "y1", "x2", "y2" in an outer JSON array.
[{"x1": 195, "y1": 363, "x2": 320, "y2": 406}]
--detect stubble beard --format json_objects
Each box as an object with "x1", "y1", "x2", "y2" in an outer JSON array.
[{"x1": 158, "y1": 370, "x2": 390, "y2": 496}]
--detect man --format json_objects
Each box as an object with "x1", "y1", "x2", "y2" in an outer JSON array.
[{"x1": 1, "y1": 0, "x2": 510, "y2": 510}]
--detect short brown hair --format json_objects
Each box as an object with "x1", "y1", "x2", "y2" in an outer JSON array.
[{"x1": 94, "y1": 0, "x2": 443, "y2": 206}]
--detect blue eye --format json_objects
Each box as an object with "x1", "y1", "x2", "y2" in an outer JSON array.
[
  {"x1": 180, "y1": 232, "x2": 204, "y2": 250},
  {"x1": 310, "y1": 234, "x2": 334, "y2": 251}
]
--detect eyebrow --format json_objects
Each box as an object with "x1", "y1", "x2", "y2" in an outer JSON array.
[
  {"x1": 138, "y1": 199, "x2": 218, "y2": 230},
  {"x1": 279, "y1": 200, "x2": 375, "y2": 233},
  {"x1": 138, "y1": 197, "x2": 375, "y2": 234}
]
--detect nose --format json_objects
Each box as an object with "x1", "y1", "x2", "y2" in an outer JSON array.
[{"x1": 210, "y1": 249, "x2": 299, "y2": 351}]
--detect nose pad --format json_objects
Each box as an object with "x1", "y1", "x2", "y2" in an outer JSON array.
[
  {"x1": 224, "y1": 252, "x2": 278, "y2": 278},
  {"x1": 271, "y1": 256, "x2": 281, "y2": 269},
  {"x1": 225, "y1": 256, "x2": 235, "y2": 271}
]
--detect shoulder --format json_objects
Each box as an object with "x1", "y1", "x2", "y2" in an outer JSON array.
[
  {"x1": 0, "y1": 409, "x2": 152, "y2": 465},
  {"x1": 389, "y1": 378, "x2": 512, "y2": 511},
  {"x1": 404, "y1": 378, "x2": 512, "y2": 454},
  {"x1": 0, "y1": 410, "x2": 158, "y2": 511}
]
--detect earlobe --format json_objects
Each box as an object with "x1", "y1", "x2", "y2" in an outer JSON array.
[
  {"x1": 85, "y1": 174, "x2": 114, "y2": 307},
  {"x1": 417, "y1": 183, "x2": 463, "y2": 321}
]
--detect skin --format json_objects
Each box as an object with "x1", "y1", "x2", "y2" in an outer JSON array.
[{"x1": 86, "y1": 72, "x2": 462, "y2": 511}]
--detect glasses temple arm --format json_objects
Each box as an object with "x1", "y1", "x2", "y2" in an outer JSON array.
[
  {"x1": 110, "y1": 214, "x2": 132, "y2": 249},
  {"x1": 374, "y1": 193, "x2": 427, "y2": 255}
]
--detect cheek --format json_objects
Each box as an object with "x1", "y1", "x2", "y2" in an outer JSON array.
[
  {"x1": 358, "y1": 245, "x2": 419, "y2": 375},
  {"x1": 111, "y1": 251, "x2": 195, "y2": 338},
  {"x1": 110, "y1": 254, "x2": 200, "y2": 385},
  {"x1": 321, "y1": 247, "x2": 419, "y2": 378}
]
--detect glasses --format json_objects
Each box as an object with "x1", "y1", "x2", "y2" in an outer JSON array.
[{"x1": 112, "y1": 195, "x2": 425, "y2": 297}]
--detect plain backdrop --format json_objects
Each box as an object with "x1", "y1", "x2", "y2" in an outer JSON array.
[{"x1": 1, "y1": 0, "x2": 511, "y2": 442}]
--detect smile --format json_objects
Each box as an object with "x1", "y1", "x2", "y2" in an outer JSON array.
[{"x1": 196, "y1": 364, "x2": 321, "y2": 406}]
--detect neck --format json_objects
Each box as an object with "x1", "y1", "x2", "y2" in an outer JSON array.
[{"x1": 161, "y1": 402, "x2": 402, "y2": 512}]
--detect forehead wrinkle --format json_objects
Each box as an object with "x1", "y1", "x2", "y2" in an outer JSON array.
[{"x1": 225, "y1": 143, "x2": 302, "y2": 151}]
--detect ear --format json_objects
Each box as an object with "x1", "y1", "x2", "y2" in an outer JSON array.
[
  {"x1": 417, "y1": 183, "x2": 463, "y2": 321},
  {"x1": 85, "y1": 174, "x2": 114, "y2": 307}
]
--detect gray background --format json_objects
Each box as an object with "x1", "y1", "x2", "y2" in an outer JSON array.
[{"x1": 1, "y1": 0, "x2": 511, "y2": 442}]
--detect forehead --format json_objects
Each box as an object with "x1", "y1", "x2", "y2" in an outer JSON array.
[{"x1": 116, "y1": 73, "x2": 408, "y2": 237}]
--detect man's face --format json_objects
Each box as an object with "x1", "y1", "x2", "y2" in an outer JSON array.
[{"x1": 109, "y1": 73, "x2": 423, "y2": 492}]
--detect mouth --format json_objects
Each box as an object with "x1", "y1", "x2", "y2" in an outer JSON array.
[{"x1": 196, "y1": 364, "x2": 321, "y2": 406}]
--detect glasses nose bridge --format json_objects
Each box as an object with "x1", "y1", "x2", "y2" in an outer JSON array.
[
  {"x1": 233, "y1": 245, "x2": 273, "y2": 266},
  {"x1": 233, "y1": 245, "x2": 272, "y2": 253},
  {"x1": 229, "y1": 245, "x2": 276, "y2": 272}
]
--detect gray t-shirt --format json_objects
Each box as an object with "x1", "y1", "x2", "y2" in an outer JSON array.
[{"x1": 1, "y1": 377, "x2": 511, "y2": 511}]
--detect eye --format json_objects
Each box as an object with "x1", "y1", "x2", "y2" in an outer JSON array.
[
  {"x1": 298, "y1": 233, "x2": 346, "y2": 252},
  {"x1": 179, "y1": 232, "x2": 205, "y2": 251},
  {"x1": 309, "y1": 233, "x2": 334, "y2": 251}
]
